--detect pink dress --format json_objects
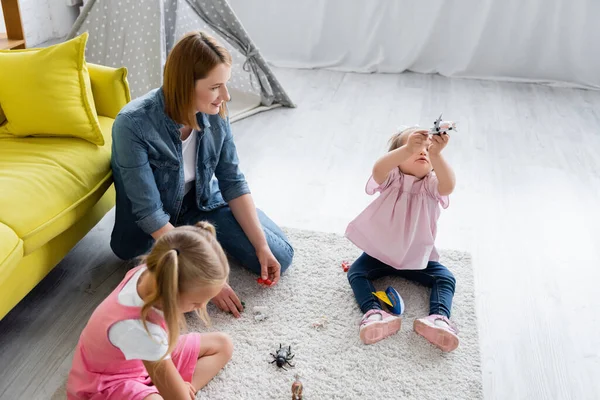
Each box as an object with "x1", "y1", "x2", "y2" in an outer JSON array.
[
  {"x1": 66, "y1": 265, "x2": 201, "y2": 400},
  {"x1": 345, "y1": 168, "x2": 449, "y2": 270}
]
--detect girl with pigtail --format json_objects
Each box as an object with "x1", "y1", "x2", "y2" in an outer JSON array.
[{"x1": 67, "y1": 221, "x2": 232, "y2": 400}]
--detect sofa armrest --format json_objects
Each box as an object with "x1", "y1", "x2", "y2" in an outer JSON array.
[{"x1": 88, "y1": 63, "x2": 131, "y2": 119}]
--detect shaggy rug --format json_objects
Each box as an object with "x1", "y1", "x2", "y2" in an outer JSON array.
[
  {"x1": 53, "y1": 228, "x2": 482, "y2": 399},
  {"x1": 193, "y1": 228, "x2": 483, "y2": 400}
]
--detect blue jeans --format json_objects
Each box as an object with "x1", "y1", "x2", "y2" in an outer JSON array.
[
  {"x1": 347, "y1": 252, "x2": 456, "y2": 317},
  {"x1": 176, "y1": 190, "x2": 294, "y2": 275}
]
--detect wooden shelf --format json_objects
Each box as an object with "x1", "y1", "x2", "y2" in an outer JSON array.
[
  {"x1": 1, "y1": 0, "x2": 25, "y2": 50},
  {"x1": 0, "y1": 32, "x2": 25, "y2": 50}
]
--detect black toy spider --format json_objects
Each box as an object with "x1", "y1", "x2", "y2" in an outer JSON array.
[{"x1": 270, "y1": 343, "x2": 295, "y2": 370}]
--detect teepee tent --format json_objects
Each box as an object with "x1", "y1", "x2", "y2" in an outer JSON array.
[{"x1": 67, "y1": 0, "x2": 294, "y2": 122}]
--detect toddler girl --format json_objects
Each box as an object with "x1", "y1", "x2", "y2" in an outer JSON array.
[
  {"x1": 345, "y1": 126, "x2": 459, "y2": 351},
  {"x1": 67, "y1": 221, "x2": 232, "y2": 399}
]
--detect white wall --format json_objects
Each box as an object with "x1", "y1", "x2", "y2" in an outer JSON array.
[{"x1": 20, "y1": 0, "x2": 79, "y2": 46}]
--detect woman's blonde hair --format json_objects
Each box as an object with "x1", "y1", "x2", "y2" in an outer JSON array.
[
  {"x1": 388, "y1": 126, "x2": 422, "y2": 151},
  {"x1": 139, "y1": 221, "x2": 229, "y2": 359},
  {"x1": 163, "y1": 31, "x2": 232, "y2": 129}
]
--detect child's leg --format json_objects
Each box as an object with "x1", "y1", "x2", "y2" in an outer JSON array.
[
  {"x1": 348, "y1": 253, "x2": 402, "y2": 344},
  {"x1": 347, "y1": 252, "x2": 397, "y2": 313},
  {"x1": 171, "y1": 332, "x2": 233, "y2": 392},
  {"x1": 396, "y1": 261, "x2": 459, "y2": 351},
  {"x1": 190, "y1": 333, "x2": 233, "y2": 390},
  {"x1": 395, "y1": 261, "x2": 456, "y2": 317}
]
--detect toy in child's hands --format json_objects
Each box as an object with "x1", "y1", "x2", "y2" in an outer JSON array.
[
  {"x1": 372, "y1": 286, "x2": 405, "y2": 315},
  {"x1": 226, "y1": 300, "x2": 245, "y2": 315},
  {"x1": 270, "y1": 344, "x2": 295, "y2": 370},
  {"x1": 428, "y1": 114, "x2": 457, "y2": 135}
]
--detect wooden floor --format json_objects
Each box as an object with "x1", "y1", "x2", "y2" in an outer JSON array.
[{"x1": 1, "y1": 68, "x2": 599, "y2": 399}]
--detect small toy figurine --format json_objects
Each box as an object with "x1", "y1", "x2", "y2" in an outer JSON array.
[
  {"x1": 372, "y1": 290, "x2": 394, "y2": 307},
  {"x1": 372, "y1": 286, "x2": 405, "y2": 315},
  {"x1": 257, "y1": 277, "x2": 273, "y2": 285},
  {"x1": 252, "y1": 306, "x2": 269, "y2": 322},
  {"x1": 253, "y1": 306, "x2": 268, "y2": 313},
  {"x1": 291, "y1": 374, "x2": 303, "y2": 400},
  {"x1": 341, "y1": 261, "x2": 350, "y2": 272},
  {"x1": 270, "y1": 344, "x2": 295, "y2": 370},
  {"x1": 311, "y1": 315, "x2": 328, "y2": 330},
  {"x1": 428, "y1": 114, "x2": 457, "y2": 135}
]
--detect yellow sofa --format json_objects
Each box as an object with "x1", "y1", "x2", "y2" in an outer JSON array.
[{"x1": 0, "y1": 63, "x2": 131, "y2": 320}]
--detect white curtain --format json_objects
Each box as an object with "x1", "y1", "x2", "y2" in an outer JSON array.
[{"x1": 229, "y1": 0, "x2": 600, "y2": 89}]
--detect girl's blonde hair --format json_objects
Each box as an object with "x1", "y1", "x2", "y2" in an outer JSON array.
[
  {"x1": 163, "y1": 31, "x2": 232, "y2": 129},
  {"x1": 139, "y1": 221, "x2": 229, "y2": 359},
  {"x1": 388, "y1": 126, "x2": 422, "y2": 151}
]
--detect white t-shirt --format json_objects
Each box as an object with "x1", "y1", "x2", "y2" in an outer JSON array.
[
  {"x1": 107, "y1": 267, "x2": 170, "y2": 361},
  {"x1": 182, "y1": 130, "x2": 198, "y2": 195}
]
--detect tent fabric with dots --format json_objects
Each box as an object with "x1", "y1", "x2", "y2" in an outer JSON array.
[{"x1": 67, "y1": 0, "x2": 295, "y2": 123}]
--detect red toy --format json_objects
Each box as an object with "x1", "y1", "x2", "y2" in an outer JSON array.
[
  {"x1": 341, "y1": 261, "x2": 350, "y2": 272},
  {"x1": 257, "y1": 278, "x2": 273, "y2": 286}
]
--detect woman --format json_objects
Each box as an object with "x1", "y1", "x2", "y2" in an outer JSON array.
[{"x1": 110, "y1": 31, "x2": 294, "y2": 317}]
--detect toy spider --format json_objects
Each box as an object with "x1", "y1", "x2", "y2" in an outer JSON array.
[{"x1": 270, "y1": 343, "x2": 295, "y2": 370}]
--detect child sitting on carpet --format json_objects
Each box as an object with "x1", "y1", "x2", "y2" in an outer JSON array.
[
  {"x1": 345, "y1": 126, "x2": 459, "y2": 351},
  {"x1": 67, "y1": 222, "x2": 233, "y2": 400}
]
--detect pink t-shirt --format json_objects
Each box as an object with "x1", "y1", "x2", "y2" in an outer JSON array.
[{"x1": 345, "y1": 168, "x2": 449, "y2": 270}]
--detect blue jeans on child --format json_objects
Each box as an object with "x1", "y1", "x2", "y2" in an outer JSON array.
[
  {"x1": 177, "y1": 189, "x2": 294, "y2": 275},
  {"x1": 347, "y1": 252, "x2": 456, "y2": 317}
]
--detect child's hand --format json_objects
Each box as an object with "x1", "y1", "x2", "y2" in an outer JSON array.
[
  {"x1": 406, "y1": 130, "x2": 431, "y2": 154},
  {"x1": 211, "y1": 283, "x2": 244, "y2": 318},
  {"x1": 186, "y1": 382, "x2": 197, "y2": 399},
  {"x1": 429, "y1": 133, "x2": 450, "y2": 156}
]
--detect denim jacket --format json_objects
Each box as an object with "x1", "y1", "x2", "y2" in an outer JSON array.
[{"x1": 110, "y1": 88, "x2": 250, "y2": 259}]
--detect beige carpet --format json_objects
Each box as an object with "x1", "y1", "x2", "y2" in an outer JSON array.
[
  {"x1": 192, "y1": 228, "x2": 483, "y2": 399},
  {"x1": 53, "y1": 228, "x2": 482, "y2": 399}
]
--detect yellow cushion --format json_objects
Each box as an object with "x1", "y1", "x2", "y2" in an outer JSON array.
[
  {"x1": 0, "y1": 223, "x2": 23, "y2": 277},
  {"x1": 0, "y1": 117, "x2": 114, "y2": 255},
  {"x1": 0, "y1": 186, "x2": 114, "y2": 320},
  {"x1": 0, "y1": 104, "x2": 5, "y2": 124},
  {"x1": 0, "y1": 33, "x2": 104, "y2": 145},
  {"x1": 88, "y1": 63, "x2": 131, "y2": 119}
]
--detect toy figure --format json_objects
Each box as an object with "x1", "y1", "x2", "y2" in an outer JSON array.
[
  {"x1": 428, "y1": 114, "x2": 456, "y2": 135},
  {"x1": 291, "y1": 374, "x2": 303, "y2": 400},
  {"x1": 270, "y1": 344, "x2": 295, "y2": 370}
]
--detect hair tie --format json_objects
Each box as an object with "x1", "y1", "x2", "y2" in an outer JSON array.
[{"x1": 174, "y1": 248, "x2": 180, "y2": 255}]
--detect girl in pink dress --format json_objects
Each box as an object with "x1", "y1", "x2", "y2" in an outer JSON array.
[
  {"x1": 67, "y1": 221, "x2": 233, "y2": 399},
  {"x1": 345, "y1": 126, "x2": 459, "y2": 351}
]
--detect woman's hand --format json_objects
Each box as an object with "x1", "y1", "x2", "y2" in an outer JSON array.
[
  {"x1": 429, "y1": 133, "x2": 450, "y2": 156},
  {"x1": 256, "y1": 245, "x2": 281, "y2": 286},
  {"x1": 211, "y1": 283, "x2": 244, "y2": 318}
]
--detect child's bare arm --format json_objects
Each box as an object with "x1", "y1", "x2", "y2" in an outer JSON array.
[
  {"x1": 429, "y1": 134, "x2": 455, "y2": 196},
  {"x1": 143, "y1": 359, "x2": 195, "y2": 400},
  {"x1": 372, "y1": 130, "x2": 429, "y2": 184}
]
